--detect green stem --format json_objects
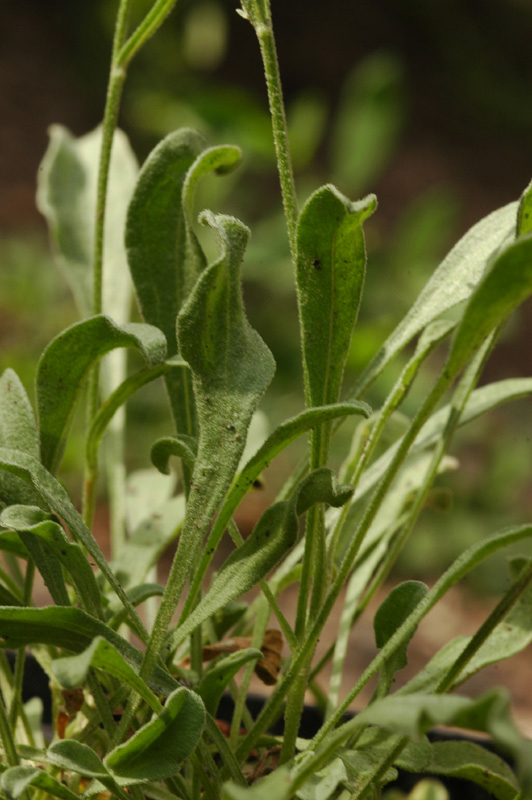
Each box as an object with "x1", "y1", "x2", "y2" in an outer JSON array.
[
  {"x1": 0, "y1": 688, "x2": 18, "y2": 766},
  {"x1": 117, "y1": 0, "x2": 179, "y2": 69},
  {"x1": 249, "y1": 1, "x2": 298, "y2": 262}
]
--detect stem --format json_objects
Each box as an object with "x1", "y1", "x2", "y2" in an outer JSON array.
[
  {"x1": 117, "y1": 0, "x2": 179, "y2": 69},
  {"x1": 249, "y1": 1, "x2": 298, "y2": 262},
  {"x1": 0, "y1": 689, "x2": 18, "y2": 766}
]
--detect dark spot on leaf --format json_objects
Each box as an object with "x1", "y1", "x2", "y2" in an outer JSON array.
[
  {"x1": 226, "y1": 424, "x2": 235, "y2": 431},
  {"x1": 264, "y1": 530, "x2": 270, "y2": 537},
  {"x1": 312, "y1": 258, "x2": 321, "y2": 269},
  {"x1": 61, "y1": 550, "x2": 66, "y2": 556},
  {"x1": 253, "y1": 479, "x2": 264, "y2": 489}
]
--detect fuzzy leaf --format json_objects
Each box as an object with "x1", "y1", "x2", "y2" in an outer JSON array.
[
  {"x1": 37, "y1": 315, "x2": 167, "y2": 472},
  {"x1": 517, "y1": 177, "x2": 532, "y2": 236},
  {"x1": 169, "y1": 211, "x2": 275, "y2": 601},
  {"x1": 1, "y1": 504, "x2": 102, "y2": 617},
  {"x1": 0, "y1": 606, "x2": 177, "y2": 697},
  {"x1": 151, "y1": 434, "x2": 197, "y2": 474},
  {"x1": 0, "y1": 370, "x2": 41, "y2": 507},
  {"x1": 445, "y1": 233, "x2": 532, "y2": 377},
  {"x1": 295, "y1": 757, "x2": 347, "y2": 800},
  {"x1": 223, "y1": 767, "x2": 292, "y2": 800},
  {"x1": 1, "y1": 766, "x2": 81, "y2": 800},
  {"x1": 420, "y1": 741, "x2": 518, "y2": 800},
  {"x1": 198, "y1": 648, "x2": 263, "y2": 716},
  {"x1": 104, "y1": 687, "x2": 205, "y2": 784},
  {"x1": 0, "y1": 447, "x2": 146, "y2": 636},
  {"x1": 36, "y1": 124, "x2": 137, "y2": 321},
  {"x1": 52, "y1": 636, "x2": 162, "y2": 712},
  {"x1": 296, "y1": 185, "x2": 376, "y2": 413},
  {"x1": 373, "y1": 581, "x2": 428, "y2": 697},
  {"x1": 352, "y1": 201, "x2": 518, "y2": 396},
  {"x1": 47, "y1": 739, "x2": 109, "y2": 779}
]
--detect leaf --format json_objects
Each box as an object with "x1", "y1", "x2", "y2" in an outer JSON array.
[
  {"x1": 126, "y1": 129, "x2": 240, "y2": 434},
  {"x1": 0, "y1": 370, "x2": 41, "y2": 507},
  {"x1": 165, "y1": 211, "x2": 275, "y2": 613},
  {"x1": 351, "y1": 200, "x2": 518, "y2": 396},
  {"x1": 0, "y1": 606, "x2": 177, "y2": 698},
  {"x1": 0, "y1": 447, "x2": 146, "y2": 637},
  {"x1": 296, "y1": 184, "x2": 376, "y2": 412},
  {"x1": 37, "y1": 314, "x2": 167, "y2": 473},
  {"x1": 517, "y1": 177, "x2": 532, "y2": 236},
  {"x1": 198, "y1": 648, "x2": 263, "y2": 716},
  {"x1": 295, "y1": 756, "x2": 347, "y2": 800},
  {"x1": 445, "y1": 232, "x2": 532, "y2": 377},
  {"x1": 1, "y1": 766, "x2": 81, "y2": 800},
  {"x1": 47, "y1": 739, "x2": 109, "y2": 779},
  {"x1": 223, "y1": 767, "x2": 292, "y2": 800},
  {"x1": 428, "y1": 741, "x2": 518, "y2": 800},
  {"x1": 352, "y1": 689, "x2": 532, "y2": 788},
  {"x1": 104, "y1": 687, "x2": 205, "y2": 784},
  {"x1": 52, "y1": 636, "x2": 162, "y2": 712},
  {"x1": 373, "y1": 581, "x2": 428, "y2": 698},
  {"x1": 36, "y1": 124, "x2": 138, "y2": 322},
  {"x1": 151, "y1": 434, "x2": 197, "y2": 474},
  {"x1": 1, "y1": 504, "x2": 102, "y2": 618}
]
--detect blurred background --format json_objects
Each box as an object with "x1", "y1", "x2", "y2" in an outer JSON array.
[{"x1": 1, "y1": 0, "x2": 532, "y2": 596}]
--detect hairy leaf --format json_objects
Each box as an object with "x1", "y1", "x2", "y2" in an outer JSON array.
[
  {"x1": 151, "y1": 434, "x2": 197, "y2": 474},
  {"x1": 351, "y1": 201, "x2": 518, "y2": 396},
  {"x1": 37, "y1": 315, "x2": 167, "y2": 472},
  {"x1": 1, "y1": 766, "x2": 81, "y2": 800},
  {"x1": 0, "y1": 370, "x2": 41, "y2": 507},
  {"x1": 296, "y1": 185, "x2": 376, "y2": 416},
  {"x1": 104, "y1": 687, "x2": 205, "y2": 784},
  {"x1": 198, "y1": 648, "x2": 263, "y2": 716},
  {"x1": 422, "y1": 741, "x2": 518, "y2": 800}
]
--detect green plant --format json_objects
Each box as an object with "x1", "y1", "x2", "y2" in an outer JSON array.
[{"x1": 1, "y1": 1, "x2": 532, "y2": 798}]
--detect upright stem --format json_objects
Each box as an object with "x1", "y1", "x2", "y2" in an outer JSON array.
[{"x1": 247, "y1": 1, "x2": 299, "y2": 263}]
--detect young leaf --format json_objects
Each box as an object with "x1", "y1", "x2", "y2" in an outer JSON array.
[
  {"x1": 198, "y1": 648, "x2": 264, "y2": 716},
  {"x1": 373, "y1": 581, "x2": 428, "y2": 698},
  {"x1": 52, "y1": 636, "x2": 162, "y2": 713},
  {"x1": 0, "y1": 369, "x2": 41, "y2": 508},
  {"x1": 351, "y1": 200, "x2": 518, "y2": 396},
  {"x1": 1, "y1": 766, "x2": 81, "y2": 800},
  {"x1": 295, "y1": 756, "x2": 348, "y2": 800},
  {"x1": 296, "y1": 185, "x2": 376, "y2": 415},
  {"x1": 1, "y1": 504, "x2": 102, "y2": 618},
  {"x1": 36, "y1": 124, "x2": 138, "y2": 321},
  {"x1": 151, "y1": 434, "x2": 198, "y2": 474},
  {"x1": 104, "y1": 687, "x2": 205, "y2": 784},
  {"x1": 37, "y1": 314, "x2": 167, "y2": 473},
  {"x1": 46, "y1": 740, "x2": 131, "y2": 800}
]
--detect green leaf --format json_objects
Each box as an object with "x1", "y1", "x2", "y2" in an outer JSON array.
[
  {"x1": 36, "y1": 124, "x2": 138, "y2": 322},
  {"x1": 104, "y1": 686, "x2": 205, "y2": 784},
  {"x1": 352, "y1": 200, "x2": 518, "y2": 396},
  {"x1": 166, "y1": 211, "x2": 275, "y2": 613},
  {"x1": 353, "y1": 689, "x2": 532, "y2": 787},
  {"x1": 52, "y1": 636, "x2": 162, "y2": 712},
  {"x1": 198, "y1": 648, "x2": 263, "y2": 716},
  {"x1": 445, "y1": 232, "x2": 532, "y2": 377},
  {"x1": 373, "y1": 581, "x2": 428, "y2": 698},
  {"x1": 296, "y1": 185, "x2": 376, "y2": 415},
  {"x1": 0, "y1": 606, "x2": 177, "y2": 698},
  {"x1": 223, "y1": 766, "x2": 292, "y2": 800},
  {"x1": 517, "y1": 177, "x2": 532, "y2": 236},
  {"x1": 0, "y1": 370, "x2": 41, "y2": 507},
  {"x1": 421, "y1": 740, "x2": 519, "y2": 800},
  {"x1": 151, "y1": 434, "x2": 197, "y2": 474},
  {"x1": 47, "y1": 739, "x2": 109, "y2": 779},
  {"x1": 1, "y1": 504, "x2": 102, "y2": 617},
  {"x1": 295, "y1": 756, "x2": 347, "y2": 800},
  {"x1": 37, "y1": 314, "x2": 167, "y2": 473},
  {"x1": 1, "y1": 766, "x2": 81, "y2": 800},
  {"x1": 0, "y1": 448, "x2": 146, "y2": 637}
]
